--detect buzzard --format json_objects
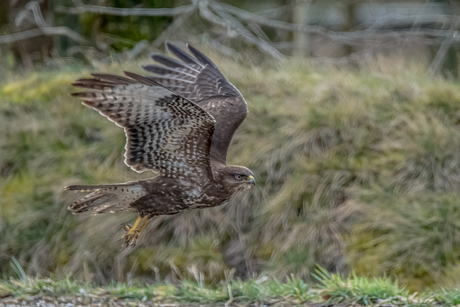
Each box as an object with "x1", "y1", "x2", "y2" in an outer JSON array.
[{"x1": 66, "y1": 43, "x2": 255, "y2": 250}]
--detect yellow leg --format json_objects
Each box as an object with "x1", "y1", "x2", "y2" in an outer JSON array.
[
  {"x1": 138, "y1": 216, "x2": 150, "y2": 232},
  {"x1": 119, "y1": 216, "x2": 150, "y2": 251},
  {"x1": 121, "y1": 216, "x2": 142, "y2": 238}
]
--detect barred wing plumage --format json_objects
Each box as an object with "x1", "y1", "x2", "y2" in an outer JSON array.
[
  {"x1": 143, "y1": 43, "x2": 248, "y2": 165},
  {"x1": 71, "y1": 72, "x2": 215, "y2": 180}
]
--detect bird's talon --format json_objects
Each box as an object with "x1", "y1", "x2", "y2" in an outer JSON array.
[
  {"x1": 118, "y1": 216, "x2": 148, "y2": 251},
  {"x1": 129, "y1": 237, "x2": 137, "y2": 248},
  {"x1": 119, "y1": 232, "x2": 139, "y2": 250},
  {"x1": 119, "y1": 242, "x2": 129, "y2": 252},
  {"x1": 119, "y1": 226, "x2": 140, "y2": 250},
  {"x1": 121, "y1": 223, "x2": 132, "y2": 232}
]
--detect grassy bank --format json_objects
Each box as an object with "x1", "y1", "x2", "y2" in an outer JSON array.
[
  {"x1": 2, "y1": 53, "x2": 460, "y2": 291},
  {"x1": 0, "y1": 267, "x2": 450, "y2": 306},
  {"x1": 3, "y1": 267, "x2": 460, "y2": 306}
]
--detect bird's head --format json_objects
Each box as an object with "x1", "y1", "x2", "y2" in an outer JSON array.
[{"x1": 219, "y1": 165, "x2": 255, "y2": 193}]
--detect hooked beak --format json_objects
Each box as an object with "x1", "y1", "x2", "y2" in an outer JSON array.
[{"x1": 248, "y1": 175, "x2": 256, "y2": 186}]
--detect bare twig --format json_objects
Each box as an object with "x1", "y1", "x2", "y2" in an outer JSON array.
[
  {"x1": 152, "y1": 11, "x2": 194, "y2": 48},
  {"x1": 430, "y1": 17, "x2": 460, "y2": 75},
  {"x1": 4, "y1": 1, "x2": 89, "y2": 45},
  {"x1": 190, "y1": 33, "x2": 240, "y2": 58},
  {"x1": 198, "y1": 1, "x2": 284, "y2": 59},
  {"x1": 217, "y1": 1, "x2": 364, "y2": 45},
  {"x1": 223, "y1": 2, "x2": 455, "y2": 34},
  {"x1": 220, "y1": 2, "x2": 460, "y2": 45},
  {"x1": 56, "y1": 2, "x2": 196, "y2": 17},
  {"x1": 248, "y1": 22, "x2": 271, "y2": 44},
  {"x1": 125, "y1": 39, "x2": 149, "y2": 60},
  {"x1": 32, "y1": 1, "x2": 88, "y2": 44},
  {"x1": 205, "y1": 2, "x2": 284, "y2": 59},
  {"x1": 219, "y1": 2, "x2": 311, "y2": 34},
  {"x1": 66, "y1": 46, "x2": 99, "y2": 64},
  {"x1": 366, "y1": 13, "x2": 453, "y2": 30},
  {"x1": 7, "y1": 0, "x2": 458, "y2": 61},
  {"x1": 0, "y1": 28, "x2": 43, "y2": 44},
  {"x1": 253, "y1": 3, "x2": 294, "y2": 18},
  {"x1": 206, "y1": 37, "x2": 240, "y2": 58}
]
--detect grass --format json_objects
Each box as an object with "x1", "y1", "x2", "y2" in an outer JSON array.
[
  {"x1": 314, "y1": 266, "x2": 407, "y2": 305},
  {"x1": 1, "y1": 260, "x2": 319, "y2": 304},
  {"x1": 2, "y1": 51, "x2": 460, "y2": 291},
  {"x1": 4, "y1": 269, "x2": 460, "y2": 306}
]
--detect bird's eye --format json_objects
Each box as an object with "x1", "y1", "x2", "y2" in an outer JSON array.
[{"x1": 235, "y1": 174, "x2": 242, "y2": 180}]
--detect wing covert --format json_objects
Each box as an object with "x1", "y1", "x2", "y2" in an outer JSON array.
[
  {"x1": 143, "y1": 43, "x2": 248, "y2": 165},
  {"x1": 71, "y1": 72, "x2": 215, "y2": 181}
]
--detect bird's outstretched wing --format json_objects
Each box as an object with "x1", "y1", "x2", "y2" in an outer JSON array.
[
  {"x1": 143, "y1": 43, "x2": 248, "y2": 165},
  {"x1": 72, "y1": 72, "x2": 215, "y2": 180}
]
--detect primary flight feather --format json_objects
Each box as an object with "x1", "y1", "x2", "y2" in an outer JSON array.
[{"x1": 66, "y1": 43, "x2": 255, "y2": 250}]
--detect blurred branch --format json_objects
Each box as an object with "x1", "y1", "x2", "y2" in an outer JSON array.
[
  {"x1": 292, "y1": 0, "x2": 310, "y2": 57},
  {"x1": 200, "y1": 1, "x2": 284, "y2": 60},
  {"x1": 216, "y1": 1, "x2": 364, "y2": 45},
  {"x1": 27, "y1": 1, "x2": 89, "y2": 45},
  {"x1": 248, "y1": 22, "x2": 271, "y2": 45},
  {"x1": 205, "y1": 37, "x2": 239, "y2": 58},
  {"x1": 152, "y1": 11, "x2": 194, "y2": 48},
  {"x1": 189, "y1": 32, "x2": 239, "y2": 59},
  {"x1": 222, "y1": 2, "x2": 455, "y2": 34},
  {"x1": 125, "y1": 40, "x2": 149, "y2": 60},
  {"x1": 430, "y1": 17, "x2": 460, "y2": 76},
  {"x1": 253, "y1": 3, "x2": 294, "y2": 18},
  {"x1": 0, "y1": 28, "x2": 43, "y2": 44},
  {"x1": 219, "y1": 2, "x2": 460, "y2": 46},
  {"x1": 37, "y1": 0, "x2": 460, "y2": 60},
  {"x1": 218, "y1": 2, "x2": 311, "y2": 34},
  {"x1": 0, "y1": 1, "x2": 88, "y2": 45},
  {"x1": 56, "y1": 0, "x2": 196, "y2": 17},
  {"x1": 366, "y1": 13, "x2": 454, "y2": 30}
]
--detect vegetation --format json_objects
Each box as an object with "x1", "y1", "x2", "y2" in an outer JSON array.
[
  {"x1": 3, "y1": 266, "x2": 460, "y2": 306},
  {"x1": 0, "y1": 264, "x2": 454, "y2": 306},
  {"x1": 2, "y1": 53, "x2": 460, "y2": 292}
]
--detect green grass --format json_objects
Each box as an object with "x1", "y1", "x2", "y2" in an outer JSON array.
[
  {"x1": 314, "y1": 266, "x2": 407, "y2": 305},
  {"x1": 4, "y1": 271, "x2": 460, "y2": 306},
  {"x1": 2, "y1": 52, "x2": 460, "y2": 291},
  {"x1": 2, "y1": 259, "x2": 460, "y2": 306},
  {"x1": 1, "y1": 261, "x2": 319, "y2": 304}
]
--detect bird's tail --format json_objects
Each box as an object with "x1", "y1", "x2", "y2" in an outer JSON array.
[{"x1": 65, "y1": 182, "x2": 147, "y2": 214}]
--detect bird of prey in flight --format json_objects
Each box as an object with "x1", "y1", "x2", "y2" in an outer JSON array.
[{"x1": 66, "y1": 43, "x2": 255, "y2": 250}]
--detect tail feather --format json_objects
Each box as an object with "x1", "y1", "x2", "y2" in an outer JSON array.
[
  {"x1": 66, "y1": 183, "x2": 148, "y2": 214},
  {"x1": 68, "y1": 193, "x2": 108, "y2": 213},
  {"x1": 65, "y1": 184, "x2": 119, "y2": 192}
]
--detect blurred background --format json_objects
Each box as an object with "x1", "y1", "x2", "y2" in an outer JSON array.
[{"x1": 1, "y1": 0, "x2": 460, "y2": 292}]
